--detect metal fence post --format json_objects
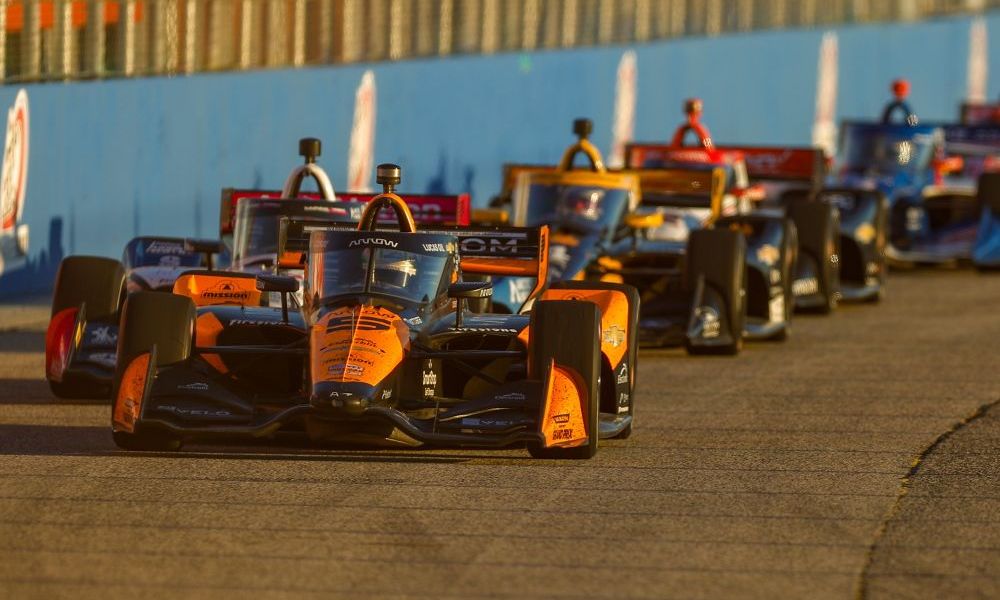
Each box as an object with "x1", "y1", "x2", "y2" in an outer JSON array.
[
  {"x1": 21, "y1": 0, "x2": 41, "y2": 79},
  {"x1": 438, "y1": 0, "x2": 454, "y2": 56},
  {"x1": 122, "y1": 0, "x2": 138, "y2": 75},
  {"x1": 292, "y1": 0, "x2": 306, "y2": 66},
  {"x1": 86, "y1": 1, "x2": 107, "y2": 77}
]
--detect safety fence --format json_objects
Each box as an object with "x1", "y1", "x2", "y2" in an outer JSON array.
[{"x1": 0, "y1": 0, "x2": 997, "y2": 83}]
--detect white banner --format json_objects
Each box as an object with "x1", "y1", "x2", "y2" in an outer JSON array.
[
  {"x1": 609, "y1": 51, "x2": 637, "y2": 169},
  {"x1": 811, "y1": 33, "x2": 838, "y2": 157},
  {"x1": 347, "y1": 70, "x2": 377, "y2": 193}
]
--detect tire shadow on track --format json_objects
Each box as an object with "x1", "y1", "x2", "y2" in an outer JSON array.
[{"x1": 0, "y1": 380, "x2": 100, "y2": 405}]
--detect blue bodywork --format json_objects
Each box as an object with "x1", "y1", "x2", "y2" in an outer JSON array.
[{"x1": 830, "y1": 121, "x2": 1000, "y2": 266}]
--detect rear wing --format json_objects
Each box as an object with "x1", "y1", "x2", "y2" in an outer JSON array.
[
  {"x1": 715, "y1": 146, "x2": 826, "y2": 190},
  {"x1": 627, "y1": 167, "x2": 726, "y2": 220},
  {"x1": 960, "y1": 102, "x2": 1000, "y2": 125},
  {"x1": 623, "y1": 143, "x2": 723, "y2": 168},
  {"x1": 220, "y1": 188, "x2": 471, "y2": 236}
]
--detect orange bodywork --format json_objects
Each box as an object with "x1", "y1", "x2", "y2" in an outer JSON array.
[
  {"x1": 112, "y1": 352, "x2": 152, "y2": 433},
  {"x1": 172, "y1": 274, "x2": 261, "y2": 307},
  {"x1": 194, "y1": 312, "x2": 227, "y2": 373},
  {"x1": 537, "y1": 288, "x2": 631, "y2": 368},
  {"x1": 311, "y1": 306, "x2": 410, "y2": 385},
  {"x1": 45, "y1": 307, "x2": 79, "y2": 381},
  {"x1": 540, "y1": 360, "x2": 588, "y2": 448}
]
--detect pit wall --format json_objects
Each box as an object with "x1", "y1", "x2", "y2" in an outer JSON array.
[{"x1": 1, "y1": 11, "x2": 998, "y2": 296}]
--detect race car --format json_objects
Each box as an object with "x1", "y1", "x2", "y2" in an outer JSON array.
[
  {"x1": 110, "y1": 164, "x2": 639, "y2": 458},
  {"x1": 626, "y1": 99, "x2": 841, "y2": 312},
  {"x1": 713, "y1": 146, "x2": 887, "y2": 303},
  {"x1": 492, "y1": 119, "x2": 749, "y2": 354},
  {"x1": 827, "y1": 80, "x2": 994, "y2": 267},
  {"x1": 44, "y1": 138, "x2": 337, "y2": 400}
]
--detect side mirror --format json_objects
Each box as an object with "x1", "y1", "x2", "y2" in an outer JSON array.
[
  {"x1": 448, "y1": 281, "x2": 493, "y2": 328},
  {"x1": 256, "y1": 274, "x2": 300, "y2": 322}
]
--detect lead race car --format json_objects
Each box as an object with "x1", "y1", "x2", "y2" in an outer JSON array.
[{"x1": 110, "y1": 164, "x2": 639, "y2": 458}]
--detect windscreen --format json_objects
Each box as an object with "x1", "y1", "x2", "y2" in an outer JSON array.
[
  {"x1": 123, "y1": 238, "x2": 203, "y2": 269},
  {"x1": 308, "y1": 232, "x2": 456, "y2": 306},
  {"x1": 521, "y1": 183, "x2": 629, "y2": 234},
  {"x1": 232, "y1": 199, "x2": 360, "y2": 271},
  {"x1": 836, "y1": 124, "x2": 940, "y2": 177}
]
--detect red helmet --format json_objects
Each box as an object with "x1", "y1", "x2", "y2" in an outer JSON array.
[{"x1": 891, "y1": 79, "x2": 910, "y2": 100}]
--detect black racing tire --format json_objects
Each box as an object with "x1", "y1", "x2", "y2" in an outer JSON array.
[
  {"x1": 51, "y1": 256, "x2": 126, "y2": 319},
  {"x1": 686, "y1": 228, "x2": 746, "y2": 355},
  {"x1": 112, "y1": 293, "x2": 195, "y2": 452},
  {"x1": 116, "y1": 292, "x2": 196, "y2": 367},
  {"x1": 550, "y1": 280, "x2": 640, "y2": 439},
  {"x1": 527, "y1": 300, "x2": 602, "y2": 459},
  {"x1": 979, "y1": 172, "x2": 1000, "y2": 214},
  {"x1": 48, "y1": 256, "x2": 126, "y2": 399},
  {"x1": 788, "y1": 200, "x2": 840, "y2": 314}
]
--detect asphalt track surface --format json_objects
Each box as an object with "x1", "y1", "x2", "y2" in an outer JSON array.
[{"x1": 0, "y1": 271, "x2": 997, "y2": 599}]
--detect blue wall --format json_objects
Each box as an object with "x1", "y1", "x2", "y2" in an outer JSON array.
[{"x1": 2, "y1": 11, "x2": 999, "y2": 296}]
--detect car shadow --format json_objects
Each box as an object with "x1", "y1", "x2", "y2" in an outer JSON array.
[
  {"x1": 0, "y1": 329, "x2": 44, "y2": 353},
  {"x1": 0, "y1": 423, "x2": 493, "y2": 464}
]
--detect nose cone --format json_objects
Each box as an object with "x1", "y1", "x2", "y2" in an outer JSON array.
[{"x1": 311, "y1": 382, "x2": 378, "y2": 417}]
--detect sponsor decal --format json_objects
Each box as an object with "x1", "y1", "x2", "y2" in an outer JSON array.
[
  {"x1": 496, "y1": 392, "x2": 526, "y2": 402},
  {"x1": 89, "y1": 326, "x2": 117, "y2": 346},
  {"x1": 328, "y1": 363, "x2": 365, "y2": 377},
  {"x1": 693, "y1": 307, "x2": 720, "y2": 338},
  {"x1": 618, "y1": 392, "x2": 630, "y2": 413},
  {"x1": 812, "y1": 32, "x2": 838, "y2": 157},
  {"x1": 203, "y1": 280, "x2": 252, "y2": 301},
  {"x1": 616, "y1": 363, "x2": 629, "y2": 385},
  {"x1": 602, "y1": 324, "x2": 625, "y2": 348},
  {"x1": 906, "y1": 207, "x2": 923, "y2": 232},
  {"x1": 349, "y1": 237, "x2": 398, "y2": 248},
  {"x1": 422, "y1": 243, "x2": 447, "y2": 252},
  {"x1": 0, "y1": 89, "x2": 29, "y2": 276},
  {"x1": 347, "y1": 70, "x2": 376, "y2": 192},
  {"x1": 855, "y1": 223, "x2": 877, "y2": 245},
  {"x1": 552, "y1": 428, "x2": 574, "y2": 441},
  {"x1": 769, "y1": 292, "x2": 785, "y2": 323},
  {"x1": 507, "y1": 278, "x2": 533, "y2": 305},
  {"x1": 145, "y1": 240, "x2": 187, "y2": 255},
  {"x1": 229, "y1": 319, "x2": 285, "y2": 327},
  {"x1": 86, "y1": 352, "x2": 117, "y2": 367},
  {"x1": 422, "y1": 370, "x2": 437, "y2": 387},
  {"x1": 756, "y1": 244, "x2": 780, "y2": 265},
  {"x1": 177, "y1": 382, "x2": 209, "y2": 391},
  {"x1": 156, "y1": 405, "x2": 231, "y2": 417},
  {"x1": 459, "y1": 237, "x2": 519, "y2": 254},
  {"x1": 609, "y1": 51, "x2": 637, "y2": 169},
  {"x1": 457, "y1": 326, "x2": 518, "y2": 334},
  {"x1": 405, "y1": 316, "x2": 423, "y2": 326},
  {"x1": 552, "y1": 413, "x2": 571, "y2": 424},
  {"x1": 381, "y1": 388, "x2": 392, "y2": 400},
  {"x1": 792, "y1": 277, "x2": 819, "y2": 296}
]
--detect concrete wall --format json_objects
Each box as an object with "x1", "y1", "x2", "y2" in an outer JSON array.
[{"x1": 1, "y1": 11, "x2": 998, "y2": 296}]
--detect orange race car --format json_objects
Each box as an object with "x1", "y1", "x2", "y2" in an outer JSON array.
[{"x1": 111, "y1": 164, "x2": 639, "y2": 458}]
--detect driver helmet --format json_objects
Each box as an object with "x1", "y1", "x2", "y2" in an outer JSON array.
[{"x1": 558, "y1": 188, "x2": 604, "y2": 221}]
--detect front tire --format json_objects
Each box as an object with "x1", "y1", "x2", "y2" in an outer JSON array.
[{"x1": 527, "y1": 300, "x2": 602, "y2": 459}]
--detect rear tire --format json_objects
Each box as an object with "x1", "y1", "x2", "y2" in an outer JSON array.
[
  {"x1": 686, "y1": 228, "x2": 746, "y2": 355},
  {"x1": 527, "y1": 300, "x2": 601, "y2": 459},
  {"x1": 48, "y1": 256, "x2": 126, "y2": 399},
  {"x1": 111, "y1": 293, "x2": 195, "y2": 451}
]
